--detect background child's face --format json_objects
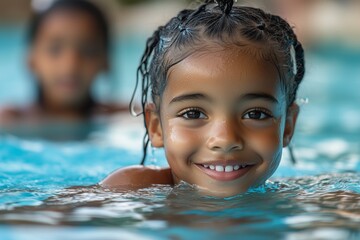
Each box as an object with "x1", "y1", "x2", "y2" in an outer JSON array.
[
  {"x1": 29, "y1": 10, "x2": 107, "y2": 106},
  {"x1": 147, "y1": 46, "x2": 299, "y2": 197}
]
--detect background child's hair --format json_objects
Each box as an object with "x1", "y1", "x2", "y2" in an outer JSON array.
[
  {"x1": 28, "y1": 0, "x2": 109, "y2": 50},
  {"x1": 130, "y1": 0, "x2": 305, "y2": 165}
]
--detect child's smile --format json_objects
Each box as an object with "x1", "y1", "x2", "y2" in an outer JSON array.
[
  {"x1": 195, "y1": 160, "x2": 257, "y2": 182},
  {"x1": 147, "y1": 47, "x2": 298, "y2": 197}
]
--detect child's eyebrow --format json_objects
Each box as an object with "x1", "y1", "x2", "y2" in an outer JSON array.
[
  {"x1": 240, "y1": 93, "x2": 279, "y2": 104},
  {"x1": 169, "y1": 93, "x2": 278, "y2": 105},
  {"x1": 170, "y1": 93, "x2": 211, "y2": 104},
  {"x1": 170, "y1": 93, "x2": 278, "y2": 104}
]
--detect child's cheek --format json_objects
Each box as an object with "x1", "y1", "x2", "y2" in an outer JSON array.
[
  {"x1": 246, "y1": 115, "x2": 285, "y2": 151},
  {"x1": 244, "y1": 119, "x2": 284, "y2": 182},
  {"x1": 163, "y1": 119, "x2": 202, "y2": 181},
  {"x1": 247, "y1": 126, "x2": 282, "y2": 156},
  {"x1": 164, "y1": 119, "x2": 202, "y2": 147}
]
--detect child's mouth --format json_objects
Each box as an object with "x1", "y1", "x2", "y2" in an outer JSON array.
[{"x1": 195, "y1": 163, "x2": 253, "y2": 181}]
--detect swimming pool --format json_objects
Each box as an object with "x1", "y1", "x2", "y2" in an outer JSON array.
[{"x1": 1, "y1": 34, "x2": 360, "y2": 239}]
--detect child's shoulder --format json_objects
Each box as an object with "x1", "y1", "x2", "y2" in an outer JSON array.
[
  {"x1": 0, "y1": 106, "x2": 32, "y2": 125},
  {"x1": 100, "y1": 165, "x2": 173, "y2": 190}
]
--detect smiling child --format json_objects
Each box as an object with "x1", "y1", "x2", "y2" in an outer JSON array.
[{"x1": 101, "y1": 0, "x2": 305, "y2": 197}]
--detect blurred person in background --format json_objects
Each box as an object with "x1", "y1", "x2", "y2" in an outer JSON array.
[{"x1": 0, "y1": 0, "x2": 126, "y2": 140}]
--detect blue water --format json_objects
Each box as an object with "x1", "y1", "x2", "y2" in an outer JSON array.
[{"x1": 1, "y1": 26, "x2": 360, "y2": 239}]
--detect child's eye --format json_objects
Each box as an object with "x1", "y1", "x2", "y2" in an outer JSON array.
[
  {"x1": 243, "y1": 109, "x2": 272, "y2": 120},
  {"x1": 179, "y1": 108, "x2": 207, "y2": 120}
]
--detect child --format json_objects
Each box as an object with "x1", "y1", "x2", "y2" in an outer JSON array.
[
  {"x1": 0, "y1": 0, "x2": 125, "y2": 135},
  {"x1": 101, "y1": 0, "x2": 305, "y2": 197}
]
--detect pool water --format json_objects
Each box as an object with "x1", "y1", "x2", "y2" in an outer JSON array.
[
  {"x1": 1, "y1": 30, "x2": 360, "y2": 240},
  {"x1": 0, "y1": 130, "x2": 359, "y2": 240}
]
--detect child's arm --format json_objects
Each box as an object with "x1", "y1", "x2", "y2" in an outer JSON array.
[
  {"x1": 100, "y1": 165, "x2": 173, "y2": 190},
  {"x1": 0, "y1": 107, "x2": 22, "y2": 125}
]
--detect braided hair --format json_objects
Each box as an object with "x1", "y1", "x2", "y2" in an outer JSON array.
[{"x1": 130, "y1": 0, "x2": 305, "y2": 165}]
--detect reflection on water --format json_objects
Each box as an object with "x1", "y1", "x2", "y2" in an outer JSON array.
[{"x1": 0, "y1": 175, "x2": 359, "y2": 239}]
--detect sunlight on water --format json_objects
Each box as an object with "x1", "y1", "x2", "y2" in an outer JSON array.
[{"x1": 0, "y1": 176, "x2": 359, "y2": 239}]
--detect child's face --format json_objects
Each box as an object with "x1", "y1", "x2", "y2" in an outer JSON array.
[
  {"x1": 29, "y1": 10, "x2": 107, "y2": 106},
  {"x1": 147, "y1": 47, "x2": 299, "y2": 197}
]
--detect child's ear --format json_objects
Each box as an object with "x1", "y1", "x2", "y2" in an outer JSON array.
[
  {"x1": 145, "y1": 103, "x2": 164, "y2": 148},
  {"x1": 283, "y1": 103, "x2": 300, "y2": 147}
]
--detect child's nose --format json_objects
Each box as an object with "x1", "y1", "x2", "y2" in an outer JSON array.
[
  {"x1": 206, "y1": 119, "x2": 244, "y2": 153},
  {"x1": 61, "y1": 49, "x2": 81, "y2": 72}
]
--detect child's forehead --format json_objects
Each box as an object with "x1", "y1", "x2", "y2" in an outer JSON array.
[
  {"x1": 33, "y1": 10, "x2": 105, "y2": 47},
  {"x1": 40, "y1": 10, "x2": 101, "y2": 34},
  {"x1": 164, "y1": 46, "x2": 284, "y2": 100},
  {"x1": 167, "y1": 44, "x2": 279, "y2": 82}
]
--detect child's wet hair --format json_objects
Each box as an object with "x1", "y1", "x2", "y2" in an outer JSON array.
[
  {"x1": 131, "y1": 0, "x2": 305, "y2": 165},
  {"x1": 28, "y1": 0, "x2": 109, "y2": 50}
]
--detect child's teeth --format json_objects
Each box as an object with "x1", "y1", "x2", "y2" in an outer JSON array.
[
  {"x1": 225, "y1": 165, "x2": 233, "y2": 172},
  {"x1": 215, "y1": 165, "x2": 224, "y2": 172},
  {"x1": 202, "y1": 164, "x2": 249, "y2": 171}
]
